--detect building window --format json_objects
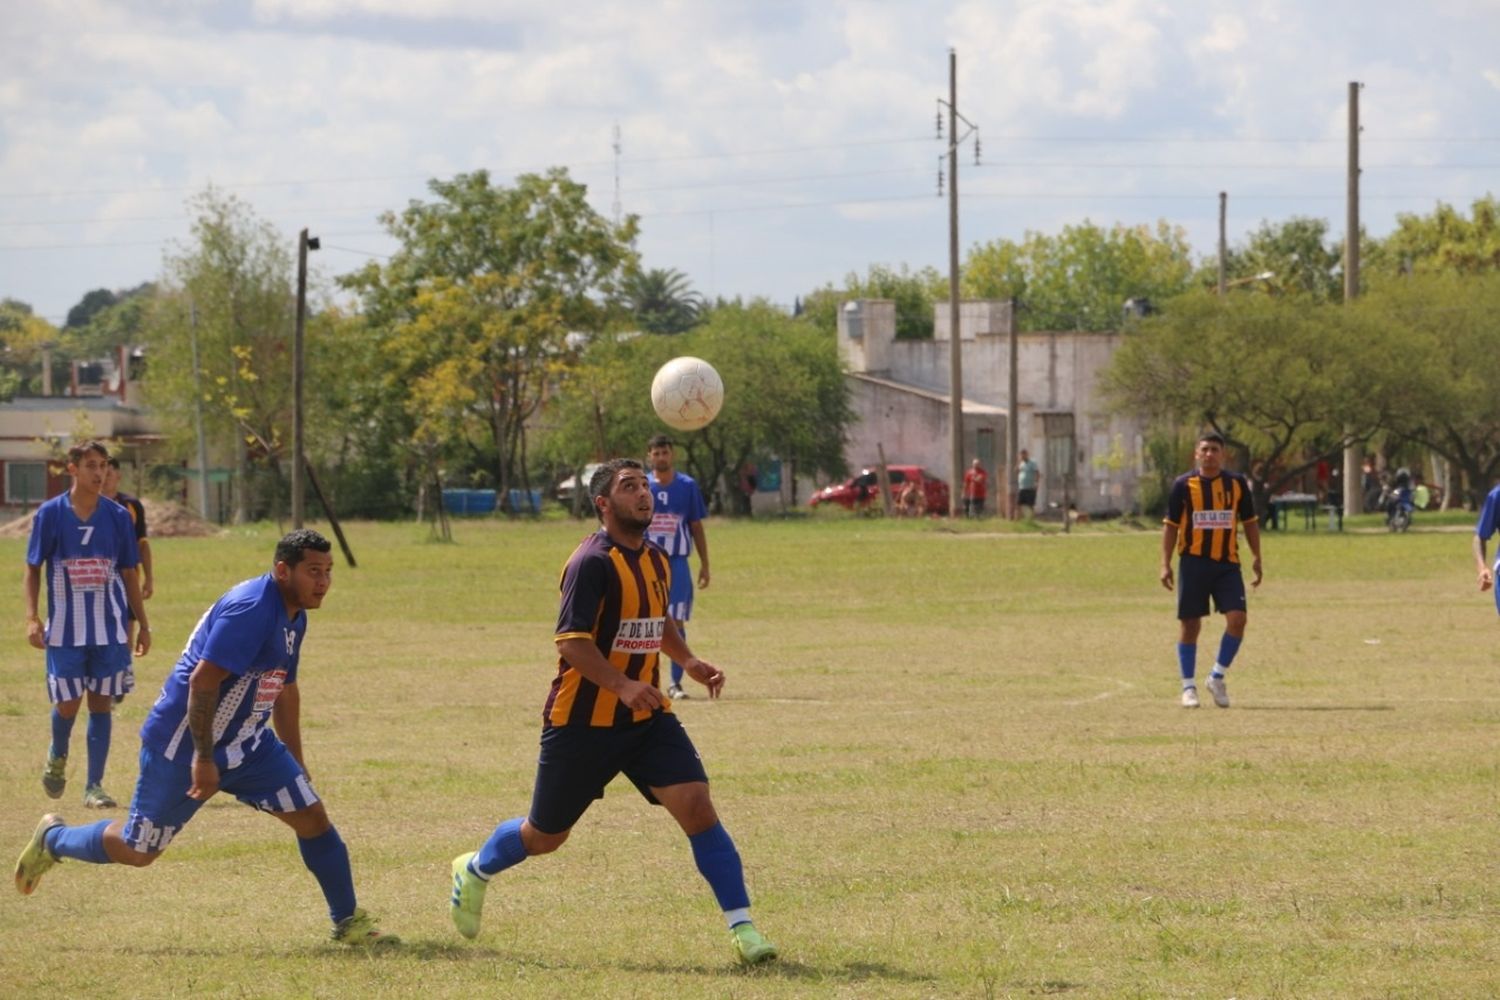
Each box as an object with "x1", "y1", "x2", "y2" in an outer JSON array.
[{"x1": 5, "y1": 462, "x2": 47, "y2": 504}]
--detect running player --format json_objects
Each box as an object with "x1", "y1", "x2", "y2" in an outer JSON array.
[
  {"x1": 1159, "y1": 432, "x2": 1263, "y2": 708},
  {"x1": 13, "y1": 529, "x2": 398, "y2": 947},
  {"x1": 23, "y1": 441, "x2": 151, "y2": 809},
  {"x1": 645, "y1": 434, "x2": 710, "y2": 700},
  {"x1": 447, "y1": 458, "x2": 777, "y2": 965}
]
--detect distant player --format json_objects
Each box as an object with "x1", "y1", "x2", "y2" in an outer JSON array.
[
  {"x1": 447, "y1": 459, "x2": 777, "y2": 965},
  {"x1": 14, "y1": 529, "x2": 398, "y2": 948},
  {"x1": 1159, "y1": 432, "x2": 1263, "y2": 708},
  {"x1": 23, "y1": 441, "x2": 151, "y2": 809},
  {"x1": 644, "y1": 433, "x2": 711, "y2": 700},
  {"x1": 103, "y1": 456, "x2": 153, "y2": 703},
  {"x1": 1470, "y1": 482, "x2": 1500, "y2": 604}
]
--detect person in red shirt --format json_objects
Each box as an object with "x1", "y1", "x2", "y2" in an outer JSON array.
[{"x1": 962, "y1": 459, "x2": 988, "y2": 518}]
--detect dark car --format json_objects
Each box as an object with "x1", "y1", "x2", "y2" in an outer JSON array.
[{"x1": 809, "y1": 465, "x2": 950, "y2": 514}]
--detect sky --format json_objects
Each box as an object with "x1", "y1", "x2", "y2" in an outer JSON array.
[{"x1": 2, "y1": 0, "x2": 1498, "y2": 326}]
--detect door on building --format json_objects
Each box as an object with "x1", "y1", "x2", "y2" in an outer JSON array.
[{"x1": 1041, "y1": 413, "x2": 1076, "y2": 515}]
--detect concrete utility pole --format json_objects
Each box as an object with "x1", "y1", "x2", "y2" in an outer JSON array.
[
  {"x1": 1343, "y1": 82, "x2": 1364, "y2": 517},
  {"x1": 938, "y1": 49, "x2": 979, "y2": 517},
  {"x1": 292, "y1": 229, "x2": 319, "y2": 528},
  {"x1": 1217, "y1": 191, "x2": 1228, "y2": 297}
]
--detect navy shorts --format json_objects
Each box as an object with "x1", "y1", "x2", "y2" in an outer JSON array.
[
  {"x1": 120, "y1": 740, "x2": 321, "y2": 855},
  {"x1": 1177, "y1": 555, "x2": 1247, "y2": 620},
  {"x1": 1018, "y1": 488, "x2": 1037, "y2": 507},
  {"x1": 528, "y1": 712, "x2": 709, "y2": 835}
]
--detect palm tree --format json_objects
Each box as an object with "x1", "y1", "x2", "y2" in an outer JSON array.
[{"x1": 624, "y1": 268, "x2": 704, "y2": 335}]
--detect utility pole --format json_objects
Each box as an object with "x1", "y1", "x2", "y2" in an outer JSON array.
[
  {"x1": 1342, "y1": 82, "x2": 1363, "y2": 517},
  {"x1": 292, "y1": 229, "x2": 319, "y2": 528},
  {"x1": 1217, "y1": 191, "x2": 1228, "y2": 297},
  {"x1": 189, "y1": 302, "x2": 210, "y2": 519},
  {"x1": 937, "y1": 49, "x2": 979, "y2": 517},
  {"x1": 1007, "y1": 296, "x2": 1019, "y2": 521}
]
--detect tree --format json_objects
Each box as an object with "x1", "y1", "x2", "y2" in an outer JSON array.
[
  {"x1": 341, "y1": 168, "x2": 640, "y2": 508},
  {"x1": 141, "y1": 188, "x2": 297, "y2": 522},
  {"x1": 0, "y1": 299, "x2": 59, "y2": 401},
  {"x1": 1365, "y1": 195, "x2": 1500, "y2": 280},
  {"x1": 63, "y1": 283, "x2": 155, "y2": 360},
  {"x1": 623, "y1": 267, "x2": 704, "y2": 334},
  {"x1": 1208, "y1": 217, "x2": 1345, "y2": 301},
  {"x1": 964, "y1": 220, "x2": 1195, "y2": 331}
]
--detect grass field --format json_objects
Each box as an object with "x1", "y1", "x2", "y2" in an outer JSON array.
[{"x1": 1, "y1": 514, "x2": 1496, "y2": 999}]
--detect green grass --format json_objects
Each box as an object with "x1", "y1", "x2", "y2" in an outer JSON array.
[{"x1": 1, "y1": 516, "x2": 1497, "y2": 998}]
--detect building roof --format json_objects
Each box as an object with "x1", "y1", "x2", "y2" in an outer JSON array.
[{"x1": 848, "y1": 372, "x2": 1008, "y2": 416}]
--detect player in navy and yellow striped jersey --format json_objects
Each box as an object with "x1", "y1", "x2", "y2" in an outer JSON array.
[
  {"x1": 1160, "y1": 432, "x2": 1263, "y2": 709},
  {"x1": 448, "y1": 458, "x2": 778, "y2": 966}
]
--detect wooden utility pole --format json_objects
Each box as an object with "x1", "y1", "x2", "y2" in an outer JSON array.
[
  {"x1": 292, "y1": 228, "x2": 310, "y2": 528},
  {"x1": 1006, "y1": 296, "x2": 1019, "y2": 521},
  {"x1": 1342, "y1": 82, "x2": 1363, "y2": 516},
  {"x1": 1217, "y1": 192, "x2": 1228, "y2": 297},
  {"x1": 189, "y1": 301, "x2": 210, "y2": 519},
  {"x1": 945, "y1": 48, "x2": 963, "y2": 518}
]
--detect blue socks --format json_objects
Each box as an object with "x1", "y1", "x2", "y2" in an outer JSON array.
[
  {"x1": 472, "y1": 817, "x2": 528, "y2": 880},
  {"x1": 1214, "y1": 633, "x2": 1243, "y2": 677},
  {"x1": 45, "y1": 820, "x2": 112, "y2": 864},
  {"x1": 1176, "y1": 643, "x2": 1196, "y2": 686},
  {"x1": 689, "y1": 822, "x2": 750, "y2": 920},
  {"x1": 297, "y1": 827, "x2": 357, "y2": 925},
  {"x1": 50, "y1": 708, "x2": 77, "y2": 759},
  {"x1": 86, "y1": 711, "x2": 111, "y2": 786}
]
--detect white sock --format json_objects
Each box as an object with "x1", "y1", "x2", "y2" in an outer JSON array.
[{"x1": 724, "y1": 907, "x2": 751, "y2": 929}]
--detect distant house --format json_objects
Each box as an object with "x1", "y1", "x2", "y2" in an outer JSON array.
[
  {"x1": 0, "y1": 346, "x2": 166, "y2": 517},
  {"x1": 837, "y1": 299, "x2": 1145, "y2": 515}
]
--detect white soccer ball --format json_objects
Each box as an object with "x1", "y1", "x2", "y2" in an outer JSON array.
[{"x1": 650, "y1": 356, "x2": 724, "y2": 432}]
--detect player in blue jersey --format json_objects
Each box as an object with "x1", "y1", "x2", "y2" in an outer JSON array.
[
  {"x1": 447, "y1": 458, "x2": 777, "y2": 965},
  {"x1": 23, "y1": 441, "x2": 151, "y2": 809},
  {"x1": 13, "y1": 529, "x2": 398, "y2": 947},
  {"x1": 1470, "y1": 483, "x2": 1500, "y2": 608},
  {"x1": 645, "y1": 434, "x2": 711, "y2": 700}
]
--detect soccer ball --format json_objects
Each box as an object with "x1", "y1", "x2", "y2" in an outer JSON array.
[{"x1": 651, "y1": 356, "x2": 724, "y2": 432}]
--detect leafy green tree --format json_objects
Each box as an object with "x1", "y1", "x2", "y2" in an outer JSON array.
[
  {"x1": 624, "y1": 267, "x2": 704, "y2": 334},
  {"x1": 1365, "y1": 195, "x2": 1500, "y2": 279},
  {"x1": 63, "y1": 283, "x2": 155, "y2": 360},
  {"x1": 0, "y1": 299, "x2": 57, "y2": 400},
  {"x1": 964, "y1": 220, "x2": 1195, "y2": 331},
  {"x1": 1209, "y1": 217, "x2": 1345, "y2": 301},
  {"x1": 798, "y1": 264, "x2": 945, "y2": 341},
  {"x1": 341, "y1": 168, "x2": 639, "y2": 506}
]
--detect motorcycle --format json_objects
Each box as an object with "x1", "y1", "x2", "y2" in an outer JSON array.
[{"x1": 1379, "y1": 470, "x2": 1414, "y2": 532}]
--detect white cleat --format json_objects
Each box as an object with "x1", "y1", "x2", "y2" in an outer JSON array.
[
  {"x1": 1181, "y1": 686, "x2": 1200, "y2": 708},
  {"x1": 1206, "y1": 675, "x2": 1230, "y2": 708}
]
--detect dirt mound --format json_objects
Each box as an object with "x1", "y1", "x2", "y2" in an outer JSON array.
[{"x1": 0, "y1": 498, "x2": 223, "y2": 539}]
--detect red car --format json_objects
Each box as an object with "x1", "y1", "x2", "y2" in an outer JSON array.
[{"x1": 809, "y1": 465, "x2": 951, "y2": 514}]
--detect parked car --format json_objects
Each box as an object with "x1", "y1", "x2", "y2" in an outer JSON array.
[
  {"x1": 808, "y1": 465, "x2": 950, "y2": 514},
  {"x1": 555, "y1": 463, "x2": 604, "y2": 503}
]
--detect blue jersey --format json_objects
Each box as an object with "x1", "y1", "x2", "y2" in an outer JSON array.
[
  {"x1": 26, "y1": 492, "x2": 140, "y2": 647},
  {"x1": 646, "y1": 471, "x2": 707, "y2": 558},
  {"x1": 1476, "y1": 485, "x2": 1500, "y2": 550},
  {"x1": 140, "y1": 575, "x2": 306, "y2": 770}
]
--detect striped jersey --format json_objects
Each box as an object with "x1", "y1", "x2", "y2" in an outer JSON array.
[
  {"x1": 547, "y1": 529, "x2": 673, "y2": 728},
  {"x1": 1166, "y1": 470, "x2": 1257, "y2": 563},
  {"x1": 645, "y1": 471, "x2": 706, "y2": 558},
  {"x1": 140, "y1": 575, "x2": 306, "y2": 770},
  {"x1": 26, "y1": 492, "x2": 140, "y2": 647}
]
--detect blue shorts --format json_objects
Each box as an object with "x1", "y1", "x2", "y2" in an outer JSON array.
[
  {"x1": 1177, "y1": 556, "x2": 1247, "y2": 620},
  {"x1": 528, "y1": 712, "x2": 709, "y2": 835},
  {"x1": 45, "y1": 644, "x2": 131, "y2": 703},
  {"x1": 668, "y1": 556, "x2": 694, "y2": 622},
  {"x1": 120, "y1": 739, "x2": 321, "y2": 855}
]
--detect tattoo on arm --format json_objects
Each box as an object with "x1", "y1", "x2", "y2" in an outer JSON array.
[{"x1": 187, "y1": 687, "x2": 218, "y2": 757}]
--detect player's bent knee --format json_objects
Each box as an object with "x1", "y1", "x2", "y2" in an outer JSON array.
[{"x1": 520, "y1": 822, "x2": 568, "y2": 856}]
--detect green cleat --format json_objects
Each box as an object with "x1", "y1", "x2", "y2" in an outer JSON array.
[
  {"x1": 82, "y1": 784, "x2": 117, "y2": 809},
  {"x1": 15, "y1": 814, "x2": 64, "y2": 896},
  {"x1": 731, "y1": 922, "x2": 779, "y2": 966},
  {"x1": 449, "y1": 851, "x2": 488, "y2": 940},
  {"x1": 42, "y1": 754, "x2": 67, "y2": 800},
  {"x1": 331, "y1": 908, "x2": 400, "y2": 947}
]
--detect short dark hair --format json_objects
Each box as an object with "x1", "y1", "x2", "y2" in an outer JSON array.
[
  {"x1": 67, "y1": 441, "x2": 109, "y2": 464},
  {"x1": 1198, "y1": 431, "x2": 1226, "y2": 447},
  {"x1": 647, "y1": 434, "x2": 674, "y2": 451},
  {"x1": 275, "y1": 528, "x2": 332, "y2": 567},
  {"x1": 106, "y1": 457, "x2": 121, "y2": 470},
  {"x1": 589, "y1": 458, "x2": 645, "y2": 521}
]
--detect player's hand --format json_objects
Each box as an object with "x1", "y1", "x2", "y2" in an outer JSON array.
[
  {"x1": 1251, "y1": 557, "x2": 1263, "y2": 588},
  {"x1": 698, "y1": 565, "x2": 711, "y2": 589},
  {"x1": 617, "y1": 678, "x2": 666, "y2": 712},
  {"x1": 25, "y1": 618, "x2": 44, "y2": 650},
  {"x1": 135, "y1": 627, "x2": 152, "y2": 657},
  {"x1": 143, "y1": 579, "x2": 154, "y2": 600},
  {"x1": 1159, "y1": 565, "x2": 1174, "y2": 591},
  {"x1": 1479, "y1": 567, "x2": 1493, "y2": 592},
  {"x1": 682, "y1": 657, "x2": 724, "y2": 699},
  {"x1": 188, "y1": 756, "x2": 220, "y2": 801}
]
